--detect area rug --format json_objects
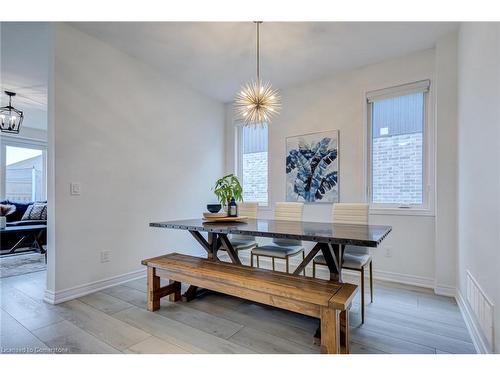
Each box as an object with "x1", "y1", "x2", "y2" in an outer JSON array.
[{"x1": 0, "y1": 252, "x2": 46, "y2": 278}]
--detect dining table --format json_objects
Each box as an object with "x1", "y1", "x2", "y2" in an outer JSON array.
[{"x1": 149, "y1": 218, "x2": 392, "y2": 301}]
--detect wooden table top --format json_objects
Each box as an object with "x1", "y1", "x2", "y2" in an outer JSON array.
[{"x1": 150, "y1": 218, "x2": 391, "y2": 247}]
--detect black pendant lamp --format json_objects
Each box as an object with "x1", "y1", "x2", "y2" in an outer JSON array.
[{"x1": 1, "y1": 91, "x2": 24, "y2": 134}]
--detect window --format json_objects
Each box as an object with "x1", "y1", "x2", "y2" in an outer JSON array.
[
  {"x1": 237, "y1": 123, "x2": 268, "y2": 206},
  {"x1": 367, "y1": 80, "x2": 430, "y2": 210},
  {"x1": 1, "y1": 138, "x2": 47, "y2": 202}
]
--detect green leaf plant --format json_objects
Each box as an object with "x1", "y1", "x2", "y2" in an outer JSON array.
[{"x1": 213, "y1": 174, "x2": 243, "y2": 207}]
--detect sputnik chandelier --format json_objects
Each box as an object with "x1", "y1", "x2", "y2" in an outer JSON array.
[{"x1": 234, "y1": 21, "x2": 280, "y2": 127}]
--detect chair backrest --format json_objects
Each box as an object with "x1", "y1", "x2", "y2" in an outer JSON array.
[
  {"x1": 231, "y1": 202, "x2": 259, "y2": 241},
  {"x1": 332, "y1": 203, "x2": 369, "y2": 225},
  {"x1": 332, "y1": 203, "x2": 369, "y2": 254},
  {"x1": 274, "y1": 202, "x2": 304, "y2": 221},
  {"x1": 237, "y1": 202, "x2": 258, "y2": 219},
  {"x1": 273, "y1": 202, "x2": 304, "y2": 246}
]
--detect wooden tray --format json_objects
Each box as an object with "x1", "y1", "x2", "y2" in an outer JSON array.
[
  {"x1": 203, "y1": 212, "x2": 227, "y2": 218},
  {"x1": 202, "y1": 216, "x2": 248, "y2": 223}
]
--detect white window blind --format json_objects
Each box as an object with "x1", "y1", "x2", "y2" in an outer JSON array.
[{"x1": 367, "y1": 80, "x2": 430, "y2": 103}]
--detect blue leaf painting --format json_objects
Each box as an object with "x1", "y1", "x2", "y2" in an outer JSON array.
[{"x1": 286, "y1": 132, "x2": 339, "y2": 203}]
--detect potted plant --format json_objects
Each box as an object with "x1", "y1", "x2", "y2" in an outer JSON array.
[{"x1": 213, "y1": 174, "x2": 243, "y2": 212}]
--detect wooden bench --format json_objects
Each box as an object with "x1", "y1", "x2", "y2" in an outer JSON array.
[{"x1": 141, "y1": 253, "x2": 358, "y2": 354}]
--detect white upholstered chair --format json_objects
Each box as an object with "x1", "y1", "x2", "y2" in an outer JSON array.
[
  {"x1": 251, "y1": 202, "x2": 305, "y2": 274},
  {"x1": 312, "y1": 203, "x2": 373, "y2": 324},
  {"x1": 219, "y1": 202, "x2": 259, "y2": 253}
]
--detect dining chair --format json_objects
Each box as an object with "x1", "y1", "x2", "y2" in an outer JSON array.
[
  {"x1": 219, "y1": 202, "x2": 259, "y2": 255},
  {"x1": 312, "y1": 203, "x2": 373, "y2": 324},
  {"x1": 250, "y1": 202, "x2": 305, "y2": 274}
]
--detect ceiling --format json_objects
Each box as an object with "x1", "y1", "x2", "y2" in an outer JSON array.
[
  {"x1": 1, "y1": 22, "x2": 50, "y2": 130},
  {"x1": 73, "y1": 22, "x2": 459, "y2": 102},
  {"x1": 0, "y1": 22, "x2": 459, "y2": 131}
]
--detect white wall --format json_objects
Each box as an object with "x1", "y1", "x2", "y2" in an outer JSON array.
[
  {"x1": 47, "y1": 24, "x2": 225, "y2": 296},
  {"x1": 434, "y1": 32, "x2": 458, "y2": 296},
  {"x1": 457, "y1": 23, "x2": 500, "y2": 353},
  {"x1": 0, "y1": 21, "x2": 48, "y2": 144},
  {"x1": 2, "y1": 127, "x2": 47, "y2": 141},
  {"x1": 225, "y1": 48, "x2": 460, "y2": 288},
  {"x1": 23, "y1": 128, "x2": 47, "y2": 141},
  {"x1": 0, "y1": 22, "x2": 50, "y2": 134}
]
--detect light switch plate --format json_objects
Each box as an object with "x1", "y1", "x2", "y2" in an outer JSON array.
[
  {"x1": 100, "y1": 250, "x2": 111, "y2": 263},
  {"x1": 70, "y1": 182, "x2": 81, "y2": 196}
]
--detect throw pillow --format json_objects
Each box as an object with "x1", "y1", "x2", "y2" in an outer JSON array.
[
  {"x1": 21, "y1": 203, "x2": 47, "y2": 221},
  {"x1": 21, "y1": 205, "x2": 33, "y2": 220}
]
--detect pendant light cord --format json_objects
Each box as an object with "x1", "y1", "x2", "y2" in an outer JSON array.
[{"x1": 256, "y1": 21, "x2": 261, "y2": 82}]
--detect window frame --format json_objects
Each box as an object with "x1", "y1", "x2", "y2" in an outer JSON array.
[
  {"x1": 235, "y1": 123, "x2": 270, "y2": 208},
  {"x1": 366, "y1": 80, "x2": 435, "y2": 216},
  {"x1": 0, "y1": 134, "x2": 48, "y2": 201}
]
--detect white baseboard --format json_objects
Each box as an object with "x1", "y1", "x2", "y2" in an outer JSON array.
[
  {"x1": 42, "y1": 255, "x2": 447, "y2": 308},
  {"x1": 43, "y1": 289, "x2": 56, "y2": 304},
  {"x1": 433, "y1": 284, "x2": 456, "y2": 297},
  {"x1": 314, "y1": 262, "x2": 454, "y2": 296},
  {"x1": 370, "y1": 269, "x2": 434, "y2": 289},
  {"x1": 456, "y1": 290, "x2": 491, "y2": 354},
  {"x1": 240, "y1": 253, "x2": 436, "y2": 290},
  {"x1": 44, "y1": 269, "x2": 145, "y2": 305}
]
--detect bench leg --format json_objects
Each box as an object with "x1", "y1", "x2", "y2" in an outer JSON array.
[
  {"x1": 182, "y1": 285, "x2": 199, "y2": 302},
  {"x1": 320, "y1": 306, "x2": 340, "y2": 354},
  {"x1": 169, "y1": 279, "x2": 181, "y2": 302},
  {"x1": 315, "y1": 307, "x2": 350, "y2": 353},
  {"x1": 147, "y1": 267, "x2": 161, "y2": 312},
  {"x1": 340, "y1": 309, "x2": 350, "y2": 354}
]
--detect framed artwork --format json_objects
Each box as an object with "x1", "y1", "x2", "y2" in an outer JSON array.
[{"x1": 285, "y1": 130, "x2": 339, "y2": 203}]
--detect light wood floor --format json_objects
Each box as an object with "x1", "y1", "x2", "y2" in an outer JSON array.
[{"x1": 0, "y1": 263, "x2": 475, "y2": 354}]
